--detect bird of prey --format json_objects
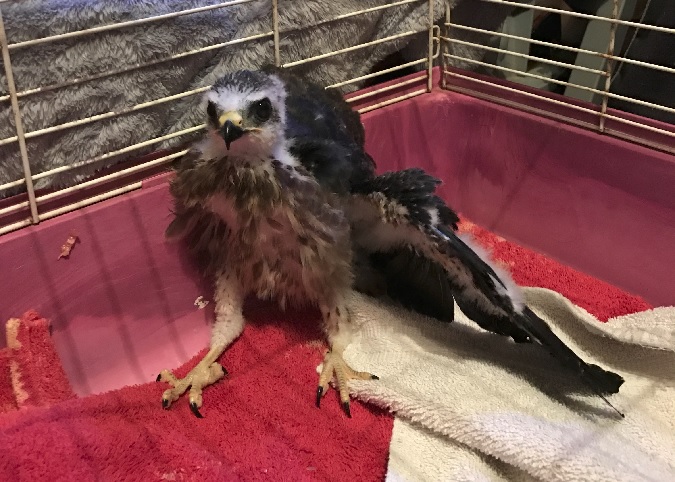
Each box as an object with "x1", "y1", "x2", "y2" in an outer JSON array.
[{"x1": 157, "y1": 65, "x2": 625, "y2": 419}]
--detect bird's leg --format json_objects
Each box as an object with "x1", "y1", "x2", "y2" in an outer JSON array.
[
  {"x1": 157, "y1": 272, "x2": 244, "y2": 418},
  {"x1": 316, "y1": 299, "x2": 378, "y2": 418}
]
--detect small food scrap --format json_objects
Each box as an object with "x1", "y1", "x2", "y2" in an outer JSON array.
[
  {"x1": 194, "y1": 296, "x2": 209, "y2": 309},
  {"x1": 58, "y1": 234, "x2": 79, "y2": 260}
]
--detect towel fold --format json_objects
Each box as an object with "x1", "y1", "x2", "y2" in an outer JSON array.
[
  {"x1": 342, "y1": 288, "x2": 675, "y2": 481},
  {"x1": 2, "y1": 311, "x2": 75, "y2": 414},
  {"x1": 3, "y1": 310, "x2": 75, "y2": 408}
]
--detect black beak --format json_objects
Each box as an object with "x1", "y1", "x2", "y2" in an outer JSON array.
[{"x1": 220, "y1": 120, "x2": 245, "y2": 150}]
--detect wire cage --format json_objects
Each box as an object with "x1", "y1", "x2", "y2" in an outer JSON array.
[
  {"x1": 441, "y1": 0, "x2": 674, "y2": 153},
  {"x1": 0, "y1": 0, "x2": 672, "y2": 238}
]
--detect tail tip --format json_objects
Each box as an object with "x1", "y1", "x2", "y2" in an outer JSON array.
[{"x1": 588, "y1": 364, "x2": 624, "y2": 394}]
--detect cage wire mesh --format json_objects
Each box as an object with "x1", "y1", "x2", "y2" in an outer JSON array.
[
  {"x1": 441, "y1": 0, "x2": 674, "y2": 153},
  {"x1": 0, "y1": 0, "x2": 672, "y2": 236}
]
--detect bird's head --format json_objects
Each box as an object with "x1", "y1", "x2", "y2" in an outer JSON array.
[{"x1": 204, "y1": 69, "x2": 287, "y2": 159}]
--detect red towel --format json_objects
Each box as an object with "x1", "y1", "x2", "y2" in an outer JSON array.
[
  {"x1": 0, "y1": 303, "x2": 393, "y2": 481},
  {"x1": 0, "y1": 349, "x2": 16, "y2": 414},
  {"x1": 5, "y1": 310, "x2": 76, "y2": 410}
]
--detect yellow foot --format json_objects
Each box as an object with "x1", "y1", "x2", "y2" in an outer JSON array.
[
  {"x1": 316, "y1": 350, "x2": 378, "y2": 418},
  {"x1": 156, "y1": 362, "x2": 227, "y2": 418}
]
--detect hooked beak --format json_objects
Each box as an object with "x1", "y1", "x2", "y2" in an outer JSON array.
[{"x1": 218, "y1": 111, "x2": 245, "y2": 150}]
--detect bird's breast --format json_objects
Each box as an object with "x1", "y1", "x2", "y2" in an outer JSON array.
[
  {"x1": 180, "y1": 156, "x2": 355, "y2": 310},
  {"x1": 207, "y1": 189, "x2": 351, "y2": 308}
]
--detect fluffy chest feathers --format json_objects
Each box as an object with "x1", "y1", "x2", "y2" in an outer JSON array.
[{"x1": 170, "y1": 156, "x2": 353, "y2": 307}]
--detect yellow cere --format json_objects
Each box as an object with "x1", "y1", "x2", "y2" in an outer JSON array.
[{"x1": 219, "y1": 111, "x2": 243, "y2": 128}]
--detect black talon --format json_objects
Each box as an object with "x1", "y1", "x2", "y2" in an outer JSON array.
[
  {"x1": 156, "y1": 373, "x2": 162, "y2": 382},
  {"x1": 221, "y1": 365, "x2": 228, "y2": 375},
  {"x1": 342, "y1": 401, "x2": 352, "y2": 418},
  {"x1": 316, "y1": 386, "x2": 324, "y2": 408},
  {"x1": 190, "y1": 402, "x2": 204, "y2": 418},
  {"x1": 162, "y1": 398, "x2": 169, "y2": 409},
  {"x1": 371, "y1": 374, "x2": 379, "y2": 380}
]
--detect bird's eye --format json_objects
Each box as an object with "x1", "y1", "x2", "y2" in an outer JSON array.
[
  {"x1": 207, "y1": 101, "x2": 217, "y2": 118},
  {"x1": 206, "y1": 101, "x2": 218, "y2": 126},
  {"x1": 249, "y1": 98, "x2": 272, "y2": 123}
]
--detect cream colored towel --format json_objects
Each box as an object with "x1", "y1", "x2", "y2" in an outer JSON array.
[{"x1": 341, "y1": 288, "x2": 675, "y2": 482}]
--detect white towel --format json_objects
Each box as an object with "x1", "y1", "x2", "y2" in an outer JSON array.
[{"x1": 340, "y1": 288, "x2": 675, "y2": 482}]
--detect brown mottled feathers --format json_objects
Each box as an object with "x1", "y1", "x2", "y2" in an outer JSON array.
[
  {"x1": 169, "y1": 149, "x2": 282, "y2": 210},
  {"x1": 167, "y1": 152, "x2": 352, "y2": 307}
]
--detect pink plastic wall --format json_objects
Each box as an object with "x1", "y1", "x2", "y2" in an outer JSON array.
[{"x1": 0, "y1": 81, "x2": 672, "y2": 397}]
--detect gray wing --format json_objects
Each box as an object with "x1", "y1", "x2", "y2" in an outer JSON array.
[{"x1": 348, "y1": 168, "x2": 625, "y2": 410}]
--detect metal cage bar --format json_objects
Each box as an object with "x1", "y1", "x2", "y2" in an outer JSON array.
[
  {"x1": 0, "y1": 31, "x2": 275, "y2": 104},
  {"x1": 441, "y1": 36, "x2": 610, "y2": 76},
  {"x1": 7, "y1": 0, "x2": 260, "y2": 50},
  {"x1": 598, "y1": 0, "x2": 620, "y2": 132},
  {"x1": 442, "y1": 54, "x2": 675, "y2": 116},
  {"x1": 478, "y1": 0, "x2": 674, "y2": 35},
  {"x1": 444, "y1": 22, "x2": 675, "y2": 75},
  {"x1": 0, "y1": 8, "x2": 38, "y2": 223},
  {"x1": 0, "y1": 0, "x2": 434, "y2": 110}
]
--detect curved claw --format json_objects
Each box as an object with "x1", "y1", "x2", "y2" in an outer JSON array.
[
  {"x1": 189, "y1": 402, "x2": 204, "y2": 418},
  {"x1": 316, "y1": 386, "x2": 324, "y2": 408},
  {"x1": 162, "y1": 398, "x2": 170, "y2": 409},
  {"x1": 342, "y1": 401, "x2": 352, "y2": 418},
  {"x1": 156, "y1": 373, "x2": 162, "y2": 382}
]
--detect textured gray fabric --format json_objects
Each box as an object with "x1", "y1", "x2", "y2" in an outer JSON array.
[{"x1": 0, "y1": 0, "x2": 513, "y2": 196}]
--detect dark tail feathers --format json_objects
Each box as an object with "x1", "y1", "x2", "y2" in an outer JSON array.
[
  {"x1": 586, "y1": 363, "x2": 624, "y2": 395},
  {"x1": 517, "y1": 307, "x2": 624, "y2": 416}
]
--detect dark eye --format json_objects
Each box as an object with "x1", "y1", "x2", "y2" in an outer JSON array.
[
  {"x1": 249, "y1": 98, "x2": 272, "y2": 123},
  {"x1": 206, "y1": 101, "x2": 218, "y2": 126}
]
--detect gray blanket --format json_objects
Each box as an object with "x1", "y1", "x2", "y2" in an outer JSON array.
[{"x1": 0, "y1": 0, "x2": 512, "y2": 196}]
